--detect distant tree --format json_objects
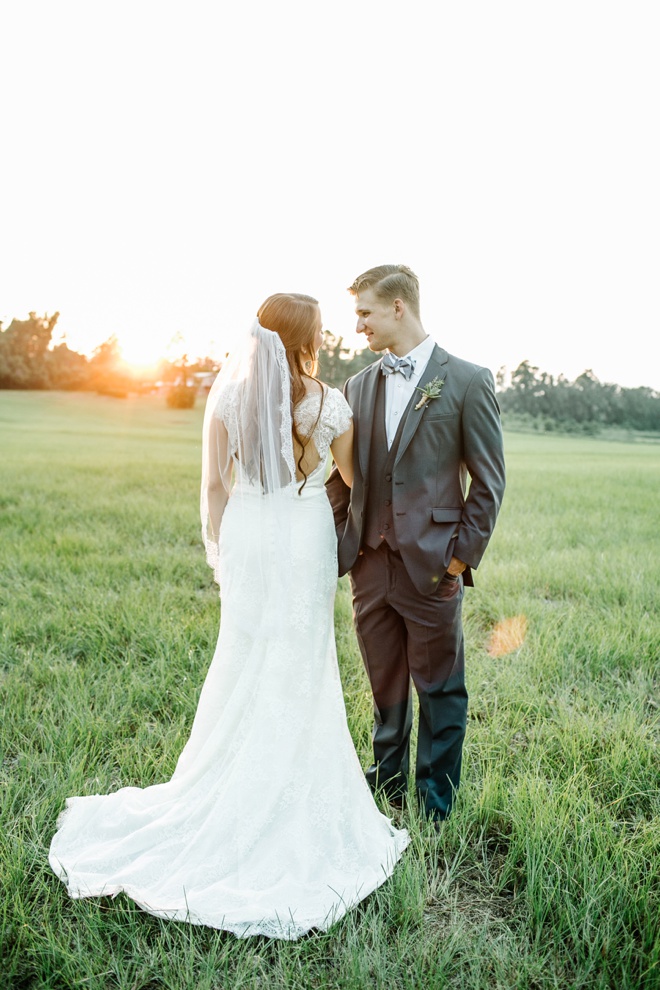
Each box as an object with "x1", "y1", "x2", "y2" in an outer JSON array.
[
  {"x1": 495, "y1": 365, "x2": 509, "y2": 391},
  {"x1": 165, "y1": 337, "x2": 197, "y2": 408},
  {"x1": 166, "y1": 384, "x2": 196, "y2": 408},
  {"x1": 155, "y1": 356, "x2": 178, "y2": 385},
  {"x1": 619, "y1": 386, "x2": 660, "y2": 431},
  {"x1": 318, "y1": 333, "x2": 377, "y2": 389},
  {"x1": 88, "y1": 336, "x2": 131, "y2": 397},
  {"x1": 498, "y1": 361, "x2": 660, "y2": 433},
  {"x1": 510, "y1": 359, "x2": 540, "y2": 397},
  {"x1": 46, "y1": 340, "x2": 90, "y2": 390},
  {"x1": 0, "y1": 312, "x2": 60, "y2": 388},
  {"x1": 190, "y1": 354, "x2": 221, "y2": 374}
]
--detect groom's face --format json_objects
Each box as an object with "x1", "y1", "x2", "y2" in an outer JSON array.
[{"x1": 354, "y1": 288, "x2": 398, "y2": 352}]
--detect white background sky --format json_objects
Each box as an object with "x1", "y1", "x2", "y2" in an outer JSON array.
[{"x1": 2, "y1": 1, "x2": 659, "y2": 388}]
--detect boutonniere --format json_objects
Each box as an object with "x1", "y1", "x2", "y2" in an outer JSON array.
[{"x1": 414, "y1": 376, "x2": 444, "y2": 410}]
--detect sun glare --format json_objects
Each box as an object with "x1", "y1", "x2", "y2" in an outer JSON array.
[{"x1": 117, "y1": 333, "x2": 168, "y2": 370}]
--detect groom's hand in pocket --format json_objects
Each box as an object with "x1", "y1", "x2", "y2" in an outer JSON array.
[{"x1": 446, "y1": 556, "x2": 467, "y2": 577}]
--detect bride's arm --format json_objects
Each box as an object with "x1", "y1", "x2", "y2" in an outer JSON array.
[
  {"x1": 208, "y1": 416, "x2": 231, "y2": 537},
  {"x1": 330, "y1": 421, "x2": 354, "y2": 489}
]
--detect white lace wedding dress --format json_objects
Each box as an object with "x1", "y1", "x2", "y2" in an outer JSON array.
[{"x1": 49, "y1": 386, "x2": 409, "y2": 939}]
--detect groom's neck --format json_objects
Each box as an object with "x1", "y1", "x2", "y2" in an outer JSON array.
[{"x1": 388, "y1": 319, "x2": 427, "y2": 357}]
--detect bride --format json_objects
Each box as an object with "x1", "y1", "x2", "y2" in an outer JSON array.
[{"x1": 49, "y1": 292, "x2": 409, "y2": 939}]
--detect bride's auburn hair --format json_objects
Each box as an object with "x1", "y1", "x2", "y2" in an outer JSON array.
[
  {"x1": 257, "y1": 293, "x2": 321, "y2": 403},
  {"x1": 257, "y1": 292, "x2": 325, "y2": 491}
]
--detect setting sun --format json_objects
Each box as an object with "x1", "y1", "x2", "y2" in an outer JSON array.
[{"x1": 116, "y1": 332, "x2": 169, "y2": 370}]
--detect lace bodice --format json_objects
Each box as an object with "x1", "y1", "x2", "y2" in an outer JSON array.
[
  {"x1": 218, "y1": 382, "x2": 351, "y2": 484},
  {"x1": 293, "y1": 386, "x2": 352, "y2": 466}
]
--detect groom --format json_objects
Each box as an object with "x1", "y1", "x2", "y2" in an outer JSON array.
[{"x1": 326, "y1": 264, "x2": 505, "y2": 822}]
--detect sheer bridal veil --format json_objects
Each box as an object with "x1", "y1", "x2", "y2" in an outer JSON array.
[{"x1": 200, "y1": 321, "x2": 299, "y2": 621}]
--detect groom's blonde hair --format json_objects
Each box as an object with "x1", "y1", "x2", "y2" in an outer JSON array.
[{"x1": 348, "y1": 264, "x2": 421, "y2": 318}]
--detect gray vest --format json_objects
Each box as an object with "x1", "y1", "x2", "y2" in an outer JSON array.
[{"x1": 363, "y1": 373, "x2": 414, "y2": 551}]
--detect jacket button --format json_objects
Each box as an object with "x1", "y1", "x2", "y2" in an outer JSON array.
[
  {"x1": 383, "y1": 524, "x2": 390, "y2": 530},
  {"x1": 384, "y1": 499, "x2": 391, "y2": 506},
  {"x1": 385, "y1": 474, "x2": 392, "y2": 481}
]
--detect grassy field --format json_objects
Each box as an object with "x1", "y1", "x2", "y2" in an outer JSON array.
[{"x1": 1, "y1": 391, "x2": 658, "y2": 990}]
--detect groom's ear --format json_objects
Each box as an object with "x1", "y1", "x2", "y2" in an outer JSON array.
[{"x1": 393, "y1": 298, "x2": 405, "y2": 319}]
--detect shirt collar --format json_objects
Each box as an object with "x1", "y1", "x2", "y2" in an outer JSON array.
[{"x1": 398, "y1": 335, "x2": 435, "y2": 375}]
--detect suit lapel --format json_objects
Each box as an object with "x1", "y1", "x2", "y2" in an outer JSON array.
[
  {"x1": 394, "y1": 345, "x2": 449, "y2": 467},
  {"x1": 356, "y1": 361, "x2": 381, "y2": 478}
]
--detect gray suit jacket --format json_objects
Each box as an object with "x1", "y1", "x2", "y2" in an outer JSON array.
[{"x1": 326, "y1": 344, "x2": 506, "y2": 595}]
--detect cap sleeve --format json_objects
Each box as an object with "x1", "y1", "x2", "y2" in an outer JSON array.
[{"x1": 323, "y1": 386, "x2": 353, "y2": 441}]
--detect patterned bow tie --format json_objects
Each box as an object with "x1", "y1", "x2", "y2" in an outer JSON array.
[{"x1": 381, "y1": 353, "x2": 416, "y2": 380}]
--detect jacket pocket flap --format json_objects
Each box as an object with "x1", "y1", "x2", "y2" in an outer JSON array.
[{"x1": 432, "y1": 507, "x2": 464, "y2": 523}]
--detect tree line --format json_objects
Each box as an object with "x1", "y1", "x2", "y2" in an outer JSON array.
[
  {"x1": 0, "y1": 314, "x2": 379, "y2": 398},
  {"x1": 497, "y1": 360, "x2": 660, "y2": 433},
  {"x1": 0, "y1": 313, "x2": 211, "y2": 397},
  {"x1": 1, "y1": 313, "x2": 658, "y2": 432},
  {"x1": 322, "y1": 349, "x2": 660, "y2": 434}
]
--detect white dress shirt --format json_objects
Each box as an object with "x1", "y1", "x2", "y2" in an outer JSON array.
[{"x1": 384, "y1": 335, "x2": 436, "y2": 448}]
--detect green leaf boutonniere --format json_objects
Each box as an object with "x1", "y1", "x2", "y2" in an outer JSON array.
[{"x1": 414, "y1": 376, "x2": 444, "y2": 410}]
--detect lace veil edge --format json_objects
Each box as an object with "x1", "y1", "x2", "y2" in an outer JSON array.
[{"x1": 200, "y1": 320, "x2": 297, "y2": 584}]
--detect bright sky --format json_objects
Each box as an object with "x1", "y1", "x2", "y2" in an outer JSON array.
[{"x1": 2, "y1": 1, "x2": 659, "y2": 388}]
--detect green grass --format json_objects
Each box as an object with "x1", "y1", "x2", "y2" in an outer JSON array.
[{"x1": 1, "y1": 391, "x2": 659, "y2": 990}]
